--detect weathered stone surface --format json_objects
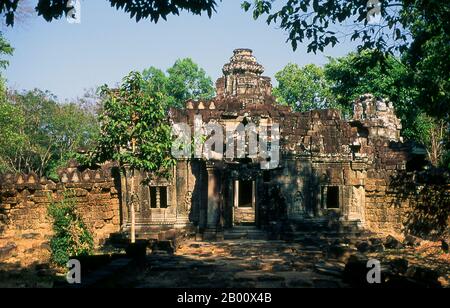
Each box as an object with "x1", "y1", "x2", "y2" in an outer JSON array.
[
  {"x1": 0, "y1": 163, "x2": 121, "y2": 258},
  {"x1": 0, "y1": 243, "x2": 17, "y2": 261},
  {"x1": 21, "y1": 233, "x2": 40, "y2": 240}
]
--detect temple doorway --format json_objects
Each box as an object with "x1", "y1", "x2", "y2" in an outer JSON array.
[{"x1": 233, "y1": 180, "x2": 256, "y2": 225}]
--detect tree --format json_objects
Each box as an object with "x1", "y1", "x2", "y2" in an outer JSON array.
[
  {"x1": 324, "y1": 50, "x2": 415, "y2": 107},
  {"x1": 325, "y1": 50, "x2": 418, "y2": 130},
  {"x1": 0, "y1": 81, "x2": 26, "y2": 173},
  {"x1": 0, "y1": 0, "x2": 218, "y2": 26},
  {"x1": 425, "y1": 118, "x2": 448, "y2": 167},
  {"x1": 45, "y1": 101, "x2": 100, "y2": 179},
  {"x1": 0, "y1": 32, "x2": 13, "y2": 70},
  {"x1": 142, "y1": 58, "x2": 215, "y2": 109},
  {"x1": 242, "y1": 1, "x2": 448, "y2": 54},
  {"x1": 242, "y1": 1, "x2": 450, "y2": 118},
  {"x1": 167, "y1": 58, "x2": 215, "y2": 108},
  {"x1": 402, "y1": 5, "x2": 450, "y2": 119},
  {"x1": 0, "y1": 34, "x2": 21, "y2": 173},
  {"x1": 273, "y1": 63, "x2": 338, "y2": 112},
  {"x1": 2, "y1": 89, "x2": 99, "y2": 177},
  {"x1": 89, "y1": 71, "x2": 175, "y2": 242},
  {"x1": 142, "y1": 66, "x2": 169, "y2": 95}
]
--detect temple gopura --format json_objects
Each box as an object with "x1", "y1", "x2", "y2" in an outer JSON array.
[{"x1": 119, "y1": 48, "x2": 411, "y2": 240}]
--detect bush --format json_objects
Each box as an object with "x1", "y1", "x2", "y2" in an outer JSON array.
[{"x1": 47, "y1": 191, "x2": 94, "y2": 266}]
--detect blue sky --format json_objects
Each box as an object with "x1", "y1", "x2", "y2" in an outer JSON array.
[{"x1": 3, "y1": 0, "x2": 358, "y2": 101}]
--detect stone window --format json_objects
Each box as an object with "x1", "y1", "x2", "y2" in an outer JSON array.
[
  {"x1": 149, "y1": 186, "x2": 169, "y2": 209},
  {"x1": 326, "y1": 186, "x2": 340, "y2": 209}
]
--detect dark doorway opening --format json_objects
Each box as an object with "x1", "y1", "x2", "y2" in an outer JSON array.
[
  {"x1": 238, "y1": 180, "x2": 253, "y2": 208},
  {"x1": 150, "y1": 187, "x2": 157, "y2": 208},
  {"x1": 160, "y1": 187, "x2": 168, "y2": 209},
  {"x1": 326, "y1": 186, "x2": 340, "y2": 209},
  {"x1": 263, "y1": 170, "x2": 271, "y2": 183}
]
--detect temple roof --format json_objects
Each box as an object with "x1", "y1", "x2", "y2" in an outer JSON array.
[
  {"x1": 216, "y1": 49, "x2": 272, "y2": 103},
  {"x1": 222, "y1": 48, "x2": 265, "y2": 76}
]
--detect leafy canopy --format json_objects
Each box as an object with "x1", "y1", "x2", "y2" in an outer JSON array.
[
  {"x1": 1, "y1": 89, "x2": 99, "y2": 177},
  {"x1": 142, "y1": 58, "x2": 214, "y2": 109},
  {"x1": 0, "y1": 82, "x2": 26, "y2": 173},
  {"x1": 166, "y1": 58, "x2": 215, "y2": 108},
  {"x1": 0, "y1": 33, "x2": 99, "y2": 176},
  {"x1": 324, "y1": 50, "x2": 414, "y2": 108},
  {"x1": 0, "y1": 0, "x2": 218, "y2": 26},
  {"x1": 90, "y1": 71, "x2": 175, "y2": 177},
  {"x1": 402, "y1": 3, "x2": 450, "y2": 118},
  {"x1": 273, "y1": 63, "x2": 338, "y2": 112},
  {"x1": 0, "y1": 33, "x2": 13, "y2": 70},
  {"x1": 242, "y1": 1, "x2": 448, "y2": 54}
]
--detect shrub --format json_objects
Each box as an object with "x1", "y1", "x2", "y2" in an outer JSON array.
[{"x1": 47, "y1": 191, "x2": 94, "y2": 266}]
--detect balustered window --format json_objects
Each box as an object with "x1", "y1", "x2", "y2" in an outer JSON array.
[{"x1": 149, "y1": 186, "x2": 169, "y2": 209}]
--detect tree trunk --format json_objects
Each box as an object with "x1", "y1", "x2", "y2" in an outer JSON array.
[
  {"x1": 130, "y1": 168, "x2": 136, "y2": 244},
  {"x1": 130, "y1": 137, "x2": 137, "y2": 244}
]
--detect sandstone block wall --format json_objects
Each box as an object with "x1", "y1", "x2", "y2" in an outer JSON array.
[{"x1": 0, "y1": 163, "x2": 122, "y2": 266}]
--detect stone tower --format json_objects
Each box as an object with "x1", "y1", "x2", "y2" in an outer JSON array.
[
  {"x1": 353, "y1": 94, "x2": 403, "y2": 142},
  {"x1": 215, "y1": 49, "x2": 272, "y2": 105}
]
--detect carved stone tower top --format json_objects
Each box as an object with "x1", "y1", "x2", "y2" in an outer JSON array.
[
  {"x1": 222, "y1": 48, "x2": 265, "y2": 76},
  {"x1": 216, "y1": 49, "x2": 272, "y2": 105}
]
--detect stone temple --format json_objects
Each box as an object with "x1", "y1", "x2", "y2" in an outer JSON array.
[
  {"x1": 1, "y1": 49, "x2": 448, "y2": 289},
  {"x1": 119, "y1": 48, "x2": 410, "y2": 240},
  {"x1": 1, "y1": 49, "x2": 418, "y2": 250}
]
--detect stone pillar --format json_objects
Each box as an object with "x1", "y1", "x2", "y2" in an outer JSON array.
[
  {"x1": 175, "y1": 159, "x2": 190, "y2": 226},
  {"x1": 234, "y1": 180, "x2": 239, "y2": 209},
  {"x1": 203, "y1": 164, "x2": 221, "y2": 240}
]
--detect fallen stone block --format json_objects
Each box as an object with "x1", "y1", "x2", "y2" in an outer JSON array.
[
  {"x1": 384, "y1": 235, "x2": 404, "y2": 250},
  {"x1": 405, "y1": 266, "x2": 441, "y2": 288},
  {"x1": 387, "y1": 258, "x2": 408, "y2": 275},
  {"x1": 152, "y1": 240, "x2": 175, "y2": 255},
  {"x1": 404, "y1": 234, "x2": 422, "y2": 247}
]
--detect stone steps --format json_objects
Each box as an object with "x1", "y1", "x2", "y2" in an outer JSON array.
[
  {"x1": 281, "y1": 218, "x2": 373, "y2": 244},
  {"x1": 224, "y1": 226, "x2": 268, "y2": 240},
  {"x1": 288, "y1": 218, "x2": 361, "y2": 233},
  {"x1": 117, "y1": 227, "x2": 180, "y2": 241}
]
